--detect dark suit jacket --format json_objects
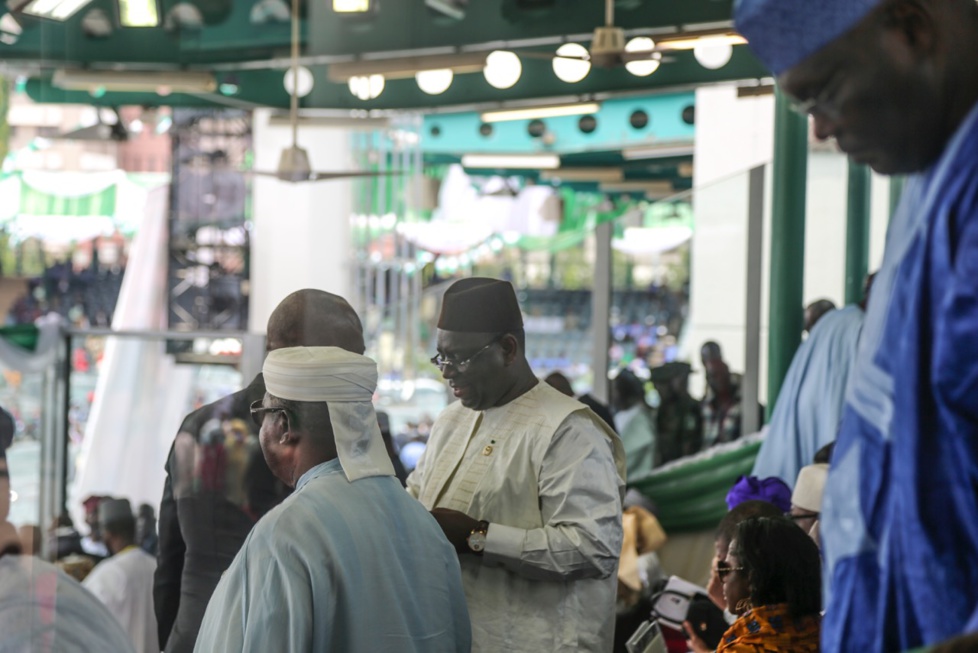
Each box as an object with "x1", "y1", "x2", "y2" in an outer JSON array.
[
  {"x1": 154, "y1": 374, "x2": 291, "y2": 652},
  {"x1": 579, "y1": 393, "x2": 617, "y2": 433}
]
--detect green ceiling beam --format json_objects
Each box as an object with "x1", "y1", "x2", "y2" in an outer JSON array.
[
  {"x1": 310, "y1": 0, "x2": 736, "y2": 57},
  {"x1": 1, "y1": 0, "x2": 295, "y2": 65},
  {"x1": 26, "y1": 49, "x2": 766, "y2": 110}
]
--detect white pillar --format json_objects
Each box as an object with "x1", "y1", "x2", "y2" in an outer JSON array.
[{"x1": 249, "y1": 109, "x2": 355, "y2": 332}]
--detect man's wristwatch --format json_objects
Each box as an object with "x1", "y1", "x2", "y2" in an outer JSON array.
[{"x1": 466, "y1": 520, "x2": 490, "y2": 554}]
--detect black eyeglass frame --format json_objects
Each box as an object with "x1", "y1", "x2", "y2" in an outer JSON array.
[
  {"x1": 249, "y1": 400, "x2": 293, "y2": 429},
  {"x1": 429, "y1": 333, "x2": 506, "y2": 373}
]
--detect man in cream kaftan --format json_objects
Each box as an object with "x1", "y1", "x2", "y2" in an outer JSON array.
[{"x1": 408, "y1": 278, "x2": 626, "y2": 652}]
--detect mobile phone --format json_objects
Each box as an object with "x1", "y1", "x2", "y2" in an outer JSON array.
[{"x1": 626, "y1": 619, "x2": 667, "y2": 653}]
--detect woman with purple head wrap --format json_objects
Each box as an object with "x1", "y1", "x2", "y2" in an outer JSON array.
[{"x1": 725, "y1": 475, "x2": 791, "y2": 513}]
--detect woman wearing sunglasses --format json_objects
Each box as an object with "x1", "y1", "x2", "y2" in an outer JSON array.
[{"x1": 685, "y1": 516, "x2": 821, "y2": 652}]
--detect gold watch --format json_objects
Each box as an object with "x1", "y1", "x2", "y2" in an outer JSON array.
[{"x1": 466, "y1": 520, "x2": 490, "y2": 554}]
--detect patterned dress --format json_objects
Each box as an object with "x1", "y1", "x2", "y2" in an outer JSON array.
[{"x1": 716, "y1": 604, "x2": 820, "y2": 653}]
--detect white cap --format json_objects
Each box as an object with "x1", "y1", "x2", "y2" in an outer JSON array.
[
  {"x1": 791, "y1": 463, "x2": 829, "y2": 513},
  {"x1": 263, "y1": 347, "x2": 395, "y2": 482}
]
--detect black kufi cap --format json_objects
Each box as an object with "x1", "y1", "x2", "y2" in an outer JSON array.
[{"x1": 438, "y1": 278, "x2": 523, "y2": 333}]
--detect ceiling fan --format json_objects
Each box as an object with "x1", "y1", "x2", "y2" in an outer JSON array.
[
  {"x1": 517, "y1": 0, "x2": 687, "y2": 69},
  {"x1": 250, "y1": 0, "x2": 402, "y2": 183}
]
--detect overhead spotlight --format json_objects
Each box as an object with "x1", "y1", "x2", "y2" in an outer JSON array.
[
  {"x1": 284, "y1": 66, "x2": 314, "y2": 97},
  {"x1": 164, "y1": 3, "x2": 203, "y2": 29},
  {"x1": 483, "y1": 50, "x2": 521, "y2": 89},
  {"x1": 693, "y1": 37, "x2": 734, "y2": 70},
  {"x1": 81, "y1": 7, "x2": 113, "y2": 36},
  {"x1": 19, "y1": 0, "x2": 94, "y2": 21},
  {"x1": 348, "y1": 74, "x2": 385, "y2": 100},
  {"x1": 249, "y1": 0, "x2": 289, "y2": 23},
  {"x1": 416, "y1": 69, "x2": 453, "y2": 95},
  {"x1": 624, "y1": 37, "x2": 660, "y2": 77},
  {"x1": 552, "y1": 43, "x2": 590, "y2": 83},
  {"x1": 117, "y1": 0, "x2": 160, "y2": 26}
]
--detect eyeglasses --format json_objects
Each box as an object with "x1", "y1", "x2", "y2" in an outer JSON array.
[
  {"x1": 785, "y1": 511, "x2": 820, "y2": 522},
  {"x1": 789, "y1": 68, "x2": 845, "y2": 123},
  {"x1": 430, "y1": 334, "x2": 504, "y2": 373},
  {"x1": 716, "y1": 563, "x2": 744, "y2": 581},
  {"x1": 249, "y1": 400, "x2": 291, "y2": 428}
]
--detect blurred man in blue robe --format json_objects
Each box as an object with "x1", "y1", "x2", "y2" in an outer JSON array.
[
  {"x1": 735, "y1": 0, "x2": 978, "y2": 650},
  {"x1": 753, "y1": 293, "x2": 868, "y2": 487},
  {"x1": 194, "y1": 347, "x2": 470, "y2": 653}
]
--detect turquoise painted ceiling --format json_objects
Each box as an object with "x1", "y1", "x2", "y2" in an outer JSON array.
[{"x1": 7, "y1": 0, "x2": 770, "y2": 110}]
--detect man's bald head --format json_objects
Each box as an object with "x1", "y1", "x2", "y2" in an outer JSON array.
[
  {"x1": 544, "y1": 372, "x2": 574, "y2": 398},
  {"x1": 266, "y1": 289, "x2": 364, "y2": 354},
  {"x1": 804, "y1": 299, "x2": 837, "y2": 333}
]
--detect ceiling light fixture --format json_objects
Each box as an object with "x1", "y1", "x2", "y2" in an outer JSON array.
[
  {"x1": 52, "y1": 69, "x2": 217, "y2": 93},
  {"x1": 624, "y1": 37, "x2": 661, "y2": 77},
  {"x1": 416, "y1": 68, "x2": 454, "y2": 95},
  {"x1": 348, "y1": 74, "x2": 385, "y2": 100},
  {"x1": 332, "y1": 0, "x2": 372, "y2": 12},
  {"x1": 552, "y1": 43, "x2": 590, "y2": 83},
  {"x1": 657, "y1": 33, "x2": 746, "y2": 51},
  {"x1": 19, "y1": 0, "x2": 93, "y2": 20},
  {"x1": 284, "y1": 66, "x2": 314, "y2": 97},
  {"x1": 693, "y1": 37, "x2": 734, "y2": 69},
  {"x1": 327, "y1": 52, "x2": 486, "y2": 82},
  {"x1": 481, "y1": 102, "x2": 600, "y2": 123},
  {"x1": 483, "y1": 50, "x2": 521, "y2": 89},
  {"x1": 461, "y1": 153, "x2": 560, "y2": 170},
  {"x1": 117, "y1": 0, "x2": 159, "y2": 26}
]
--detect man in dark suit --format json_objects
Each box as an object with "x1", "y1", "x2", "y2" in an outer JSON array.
[{"x1": 154, "y1": 289, "x2": 365, "y2": 653}]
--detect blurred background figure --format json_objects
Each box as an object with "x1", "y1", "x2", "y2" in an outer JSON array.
[
  {"x1": 83, "y1": 498, "x2": 159, "y2": 653},
  {"x1": 788, "y1": 464, "x2": 828, "y2": 540},
  {"x1": 613, "y1": 490, "x2": 668, "y2": 653},
  {"x1": 48, "y1": 512, "x2": 85, "y2": 560},
  {"x1": 1, "y1": 554, "x2": 136, "y2": 653},
  {"x1": 612, "y1": 369, "x2": 658, "y2": 479},
  {"x1": 136, "y1": 503, "x2": 158, "y2": 556},
  {"x1": 0, "y1": 407, "x2": 20, "y2": 559},
  {"x1": 17, "y1": 524, "x2": 40, "y2": 556},
  {"x1": 544, "y1": 371, "x2": 616, "y2": 432},
  {"x1": 649, "y1": 362, "x2": 702, "y2": 464},
  {"x1": 700, "y1": 342, "x2": 739, "y2": 445},
  {"x1": 81, "y1": 494, "x2": 110, "y2": 559},
  {"x1": 376, "y1": 411, "x2": 408, "y2": 486},
  {"x1": 803, "y1": 299, "x2": 836, "y2": 334},
  {"x1": 725, "y1": 475, "x2": 791, "y2": 514},
  {"x1": 752, "y1": 275, "x2": 871, "y2": 486}
]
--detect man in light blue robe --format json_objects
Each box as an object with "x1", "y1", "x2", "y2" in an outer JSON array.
[
  {"x1": 195, "y1": 347, "x2": 471, "y2": 653},
  {"x1": 0, "y1": 554, "x2": 135, "y2": 653},
  {"x1": 752, "y1": 303, "x2": 864, "y2": 486},
  {"x1": 735, "y1": 0, "x2": 978, "y2": 650}
]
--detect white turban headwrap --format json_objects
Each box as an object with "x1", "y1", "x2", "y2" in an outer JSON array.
[
  {"x1": 263, "y1": 346, "x2": 395, "y2": 482},
  {"x1": 791, "y1": 463, "x2": 829, "y2": 513}
]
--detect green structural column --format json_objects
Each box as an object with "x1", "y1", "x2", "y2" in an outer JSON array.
[
  {"x1": 767, "y1": 89, "x2": 809, "y2": 418},
  {"x1": 845, "y1": 162, "x2": 872, "y2": 304}
]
